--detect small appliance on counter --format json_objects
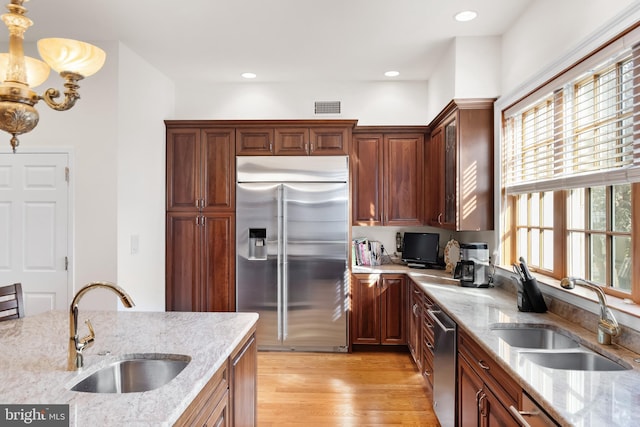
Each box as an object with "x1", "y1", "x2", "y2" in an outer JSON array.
[{"x1": 453, "y1": 242, "x2": 492, "y2": 287}]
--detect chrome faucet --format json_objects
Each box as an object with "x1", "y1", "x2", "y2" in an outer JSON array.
[
  {"x1": 560, "y1": 277, "x2": 621, "y2": 345},
  {"x1": 68, "y1": 282, "x2": 135, "y2": 370}
]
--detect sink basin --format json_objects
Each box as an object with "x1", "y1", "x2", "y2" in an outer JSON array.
[
  {"x1": 490, "y1": 324, "x2": 580, "y2": 349},
  {"x1": 520, "y1": 351, "x2": 630, "y2": 371},
  {"x1": 71, "y1": 354, "x2": 191, "y2": 393}
]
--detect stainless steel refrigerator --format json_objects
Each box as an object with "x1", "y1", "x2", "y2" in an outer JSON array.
[{"x1": 236, "y1": 156, "x2": 349, "y2": 352}]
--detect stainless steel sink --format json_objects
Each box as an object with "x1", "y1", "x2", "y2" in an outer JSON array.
[
  {"x1": 520, "y1": 351, "x2": 630, "y2": 371},
  {"x1": 71, "y1": 354, "x2": 191, "y2": 393},
  {"x1": 490, "y1": 324, "x2": 580, "y2": 349}
]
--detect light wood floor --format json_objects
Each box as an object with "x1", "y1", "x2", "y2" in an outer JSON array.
[{"x1": 257, "y1": 350, "x2": 440, "y2": 426}]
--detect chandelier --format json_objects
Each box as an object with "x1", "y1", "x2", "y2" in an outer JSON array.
[{"x1": 0, "y1": 0, "x2": 105, "y2": 152}]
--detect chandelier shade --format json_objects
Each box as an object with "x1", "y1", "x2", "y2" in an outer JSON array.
[
  {"x1": 37, "y1": 38, "x2": 106, "y2": 77},
  {"x1": 0, "y1": 0, "x2": 106, "y2": 152}
]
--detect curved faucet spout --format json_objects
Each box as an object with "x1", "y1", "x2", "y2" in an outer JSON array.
[
  {"x1": 68, "y1": 282, "x2": 135, "y2": 370},
  {"x1": 560, "y1": 277, "x2": 620, "y2": 345}
]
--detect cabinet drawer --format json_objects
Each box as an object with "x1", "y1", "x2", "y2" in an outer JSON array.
[{"x1": 458, "y1": 329, "x2": 519, "y2": 408}]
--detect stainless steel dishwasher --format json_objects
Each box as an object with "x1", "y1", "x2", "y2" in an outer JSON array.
[{"x1": 428, "y1": 307, "x2": 457, "y2": 427}]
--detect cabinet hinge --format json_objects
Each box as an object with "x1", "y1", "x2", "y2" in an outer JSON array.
[
  {"x1": 65, "y1": 167, "x2": 69, "y2": 183},
  {"x1": 65, "y1": 256, "x2": 68, "y2": 271}
]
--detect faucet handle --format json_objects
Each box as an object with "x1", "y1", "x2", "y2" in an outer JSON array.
[{"x1": 79, "y1": 319, "x2": 95, "y2": 349}]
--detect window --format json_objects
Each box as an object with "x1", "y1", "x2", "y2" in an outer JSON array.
[
  {"x1": 567, "y1": 185, "x2": 632, "y2": 294},
  {"x1": 502, "y1": 34, "x2": 640, "y2": 302}
]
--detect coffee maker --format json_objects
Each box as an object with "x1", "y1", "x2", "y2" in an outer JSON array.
[{"x1": 454, "y1": 243, "x2": 492, "y2": 287}]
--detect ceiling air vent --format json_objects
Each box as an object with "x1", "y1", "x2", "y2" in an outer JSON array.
[{"x1": 314, "y1": 101, "x2": 341, "y2": 114}]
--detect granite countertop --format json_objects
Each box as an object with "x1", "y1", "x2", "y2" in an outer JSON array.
[
  {"x1": 354, "y1": 265, "x2": 640, "y2": 427},
  {"x1": 0, "y1": 310, "x2": 258, "y2": 426}
]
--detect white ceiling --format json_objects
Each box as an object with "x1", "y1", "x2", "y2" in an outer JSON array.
[{"x1": 21, "y1": 0, "x2": 532, "y2": 83}]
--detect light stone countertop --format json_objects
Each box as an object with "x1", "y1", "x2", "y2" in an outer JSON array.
[
  {"x1": 0, "y1": 310, "x2": 258, "y2": 426},
  {"x1": 353, "y1": 265, "x2": 640, "y2": 427}
]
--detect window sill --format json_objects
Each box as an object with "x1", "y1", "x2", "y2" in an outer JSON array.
[{"x1": 496, "y1": 266, "x2": 640, "y2": 332}]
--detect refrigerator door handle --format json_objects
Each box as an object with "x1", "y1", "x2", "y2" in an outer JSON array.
[
  {"x1": 281, "y1": 185, "x2": 288, "y2": 341},
  {"x1": 277, "y1": 184, "x2": 283, "y2": 342}
]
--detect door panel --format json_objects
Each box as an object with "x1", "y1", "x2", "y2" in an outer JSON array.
[
  {"x1": 0, "y1": 153, "x2": 69, "y2": 315},
  {"x1": 236, "y1": 183, "x2": 280, "y2": 347},
  {"x1": 283, "y1": 183, "x2": 348, "y2": 348}
]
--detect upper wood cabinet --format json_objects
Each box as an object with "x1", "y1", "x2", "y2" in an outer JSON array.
[
  {"x1": 425, "y1": 99, "x2": 495, "y2": 231},
  {"x1": 166, "y1": 127, "x2": 235, "y2": 212},
  {"x1": 352, "y1": 128, "x2": 426, "y2": 226},
  {"x1": 235, "y1": 120, "x2": 355, "y2": 156}
]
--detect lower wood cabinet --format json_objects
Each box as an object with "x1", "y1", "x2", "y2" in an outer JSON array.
[
  {"x1": 176, "y1": 329, "x2": 256, "y2": 427},
  {"x1": 351, "y1": 274, "x2": 407, "y2": 345},
  {"x1": 458, "y1": 328, "x2": 520, "y2": 426},
  {"x1": 230, "y1": 332, "x2": 257, "y2": 427},
  {"x1": 166, "y1": 212, "x2": 235, "y2": 312}
]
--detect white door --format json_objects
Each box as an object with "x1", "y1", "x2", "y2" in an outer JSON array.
[{"x1": 0, "y1": 152, "x2": 70, "y2": 316}]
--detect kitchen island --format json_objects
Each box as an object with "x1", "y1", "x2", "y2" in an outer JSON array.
[
  {"x1": 0, "y1": 310, "x2": 258, "y2": 426},
  {"x1": 355, "y1": 265, "x2": 640, "y2": 427}
]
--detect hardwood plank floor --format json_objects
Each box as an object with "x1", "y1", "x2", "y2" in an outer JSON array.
[{"x1": 257, "y1": 350, "x2": 440, "y2": 426}]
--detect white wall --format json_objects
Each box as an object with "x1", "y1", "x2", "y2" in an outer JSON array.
[
  {"x1": 16, "y1": 41, "x2": 121, "y2": 309},
  {"x1": 501, "y1": 0, "x2": 638, "y2": 98},
  {"x1": 116, "y1": 43, "x2": 175, "y2": 311},
  {"x1": 174, "y1": 80, "x2": 430, "y2": 125}
]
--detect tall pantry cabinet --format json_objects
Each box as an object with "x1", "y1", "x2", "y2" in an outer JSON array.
[{"x1": 165, "y1": 124, "x2": 236, "y2": 312}]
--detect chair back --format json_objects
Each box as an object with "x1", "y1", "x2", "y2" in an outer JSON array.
[{"x1": 0, "y1": 283, "x2": 25, "y2": 321}]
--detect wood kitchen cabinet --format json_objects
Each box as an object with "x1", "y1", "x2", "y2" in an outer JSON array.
[
  {"x1": 351, "y1": 274, "x2": 407, "y2": 345},
  {"x1": 175, "y1": 328, "x2": 256, "y2": 427},
  {"x1": 458, "y1": 328, "x2": 520, "y2": 426},
  {"x1": 166, "y1": 212, "x2": 235, "y2": 312},
  {"x1": 166, "y1": 127, "x2": 235, "y2": 212},
  {"x1": 236, "y1": 121, "x2": 355, "y2": 155},
  {"x1": 408, "y1": 281, "x2": 422, "y2": 367},
  {"x1": 352, "y1": 128, "x2": 426, "y2": 226},
  {"x1": 230, "y1": 332, "x2": 257, "y2": 426},
  {"x1": 408, "y1": 280, "x2": 435, "y2": 393},
  {"x1": 165, "y1": 121, "x2": 236, "y2": 312},
  {"x1": 425, "y1": 99, "x2": 494, "y2": 231}
]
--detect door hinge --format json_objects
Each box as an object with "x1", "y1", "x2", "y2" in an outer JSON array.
[
  {"x1": 65, "y1": 167, "x2": 69, "y2": 183},
  {"x1": 65, "y1": 256, "x2": 68, "y2": 271}
]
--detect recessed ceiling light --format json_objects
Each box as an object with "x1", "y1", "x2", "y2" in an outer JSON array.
[
  {"x1": 241, "y1": 72, "x2": 257, "y2": 79},
  {"x1": 454, "y1": 10, "x2": 477, "y2": 22},
  {"x1": 384, "y1": 70, "x2": 400, "y2": 77}
]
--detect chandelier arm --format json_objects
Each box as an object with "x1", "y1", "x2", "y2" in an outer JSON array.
[{"x1": 40, "y1": 72, "x2": 83, "y2": 111}]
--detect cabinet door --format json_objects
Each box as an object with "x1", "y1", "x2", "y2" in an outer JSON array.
[
  {"x1": 458, "y1": 353, "x2": 482, "y2": 427},
  {"x1": 167, "y1": 128, "x2": 200, "y2": 210},
  {"x1": 202, "y1": 213, "x2": 236, "y2": 312},
  {"x1": 351, "y1": 275, "x2": 381, "y2": 344},
  {"x1": 231, "y1": 333, "x2": 257, "y2": 427},
  {"x1": 425, "y1": 126, "x2": 444, "y2": 226},
  {"x1": 201, "y1": 129, "x2": 235, "y2": 211},
  {"x1": 443, "y1": 118, "x2": 457, "y2": 227},
  {"x1": 166, "y1": 212, "x2": 201, "y2": 311},
  {"x1": 309, "y1": 127, "x2": 350, "y2": 155},
  {"x1": 380, "y1": 275, "x2": 406, "y2": 345},
  {"x1": 274, "y1": 127, "x2": 309, "y2": 155},
  {"x1": 384, "y1": 134, "x2": 424, "y2": 226},
  {"x1": 236, "y1": 127, "x2": 274, "y2": 155},
  {"x1": 352, "y1": 134, "x2": 383, "y2": 225},
  {"x1": 483, "y1": 385, "x2": 518, "y2": 427},
  {"x1": 408, "y1": 282, "x2": 421, "y2": 364}
]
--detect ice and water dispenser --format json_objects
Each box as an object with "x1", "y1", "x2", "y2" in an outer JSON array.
[{"x1": 248, "y1": 228, "x2": 267, "y2": 260}]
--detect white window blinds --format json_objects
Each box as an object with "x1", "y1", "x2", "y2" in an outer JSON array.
[{"x1": 503, "y1": 42, "x2": 640, "y2": 194}]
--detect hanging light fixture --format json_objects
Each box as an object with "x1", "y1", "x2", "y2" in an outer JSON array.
[{"x1": 0, "y1": 0, "x2": 105, "y2": 152}]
